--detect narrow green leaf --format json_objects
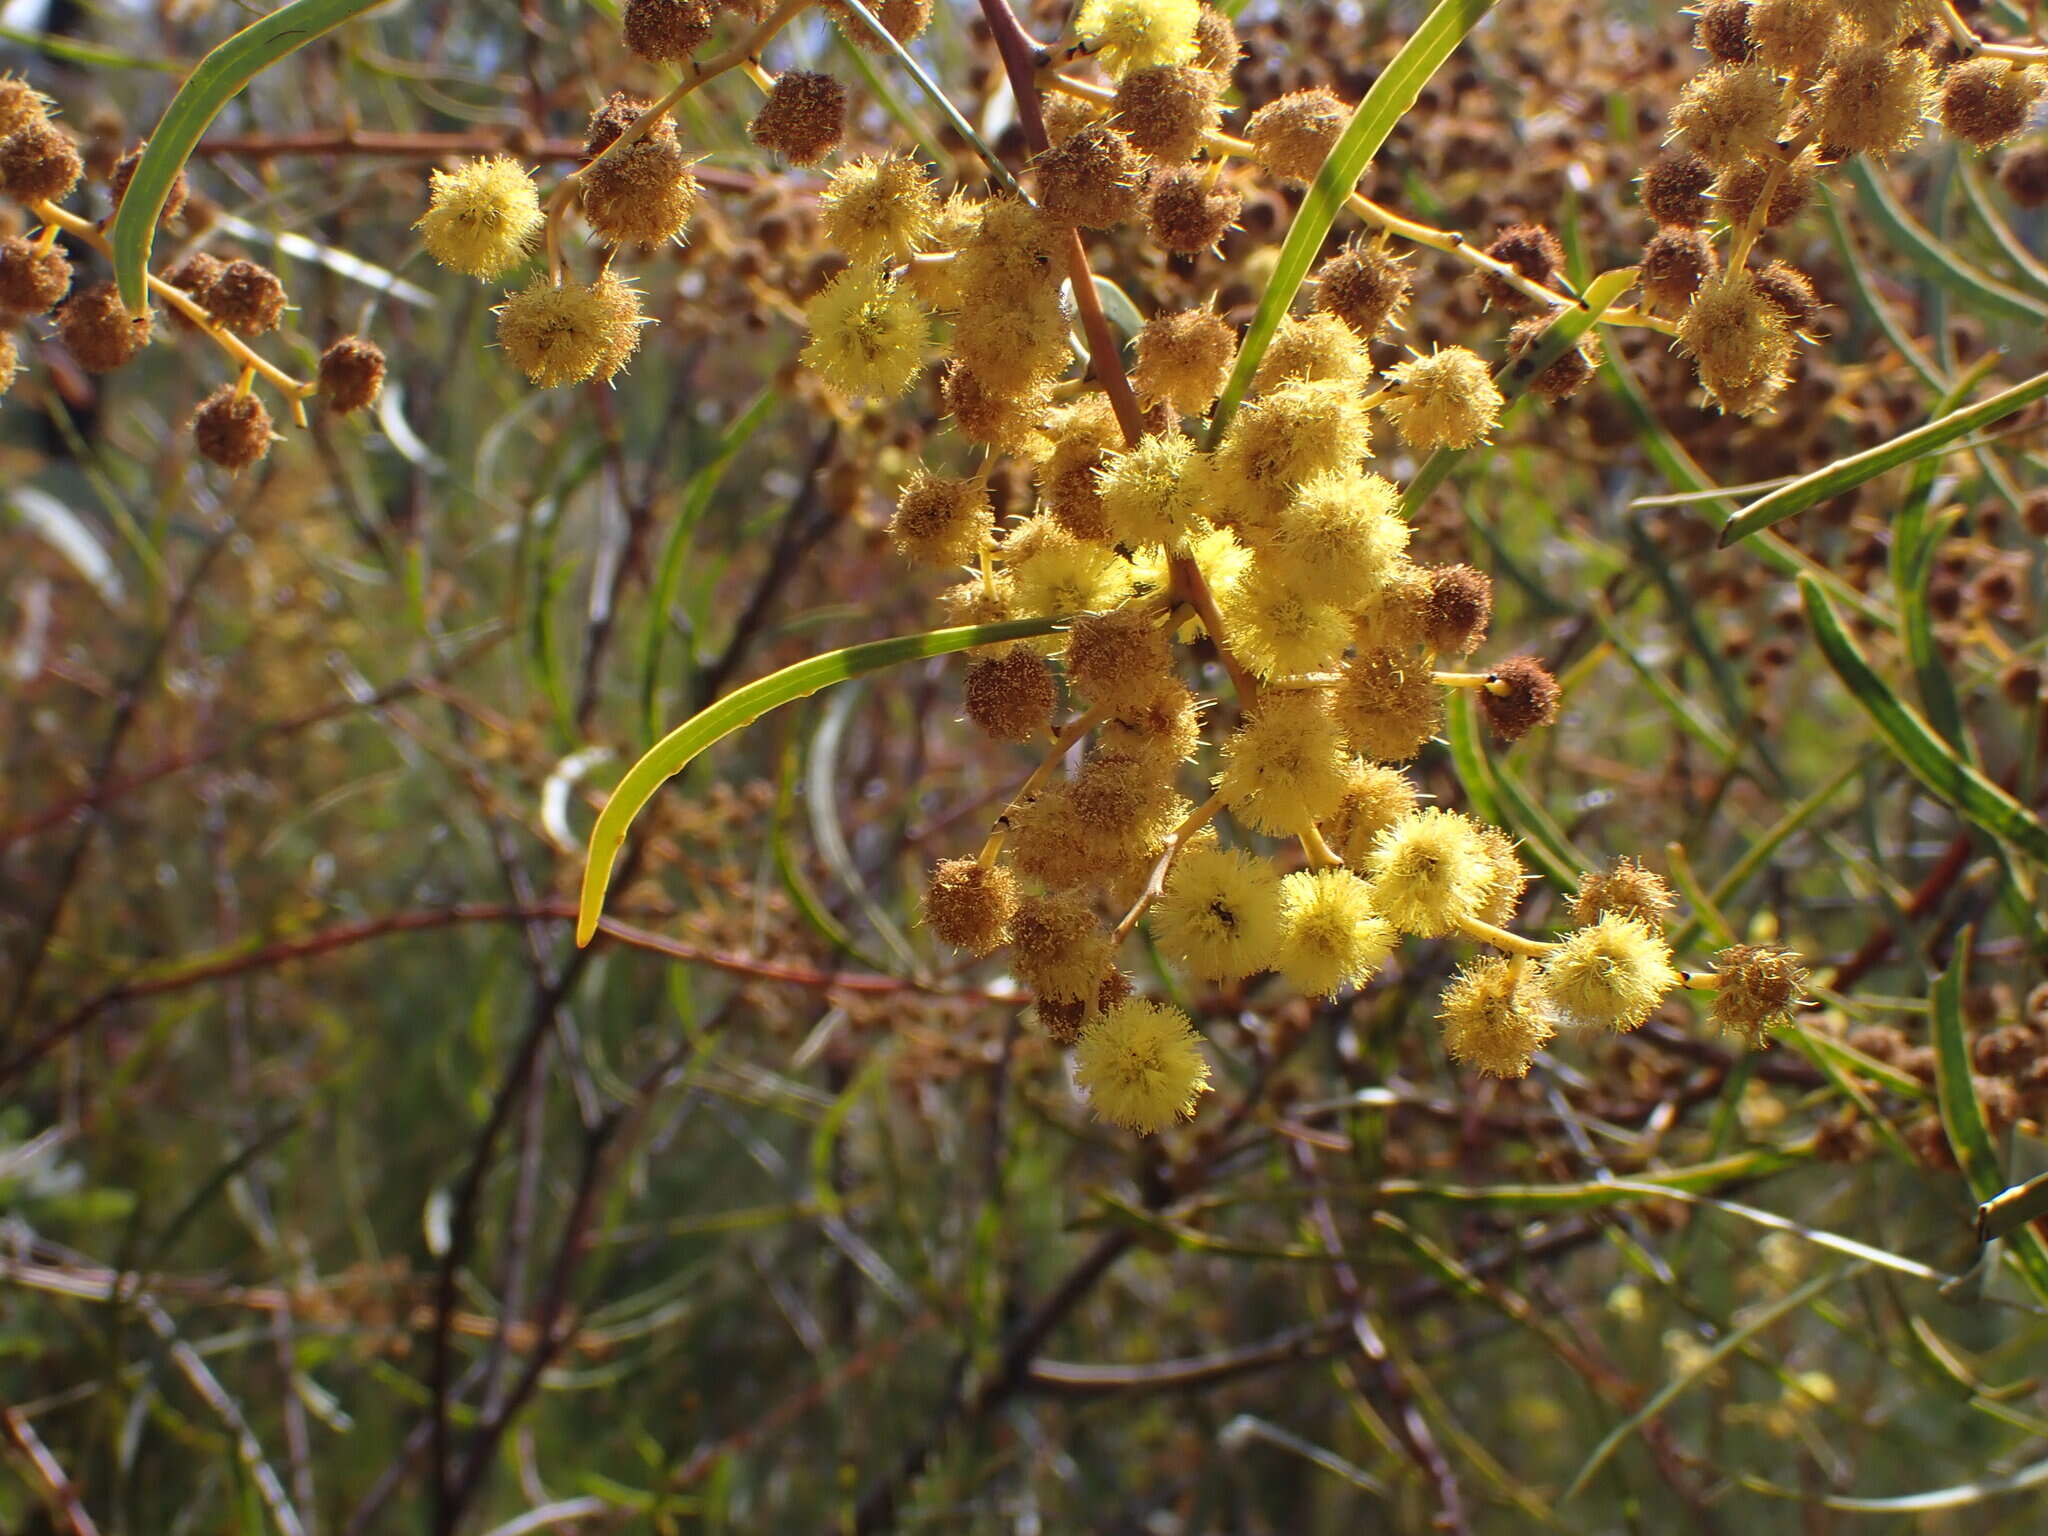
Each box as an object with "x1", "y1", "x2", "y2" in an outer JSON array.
[
  {"x1": 1445, "y1": 694, "x2": 1579, "y2": 893},
  {"x1": 1847, "y1": 155, "x2": 2048, "y2": 329},
  {"x1": 110, "y1": 0, "x2": 394, "y2": 310},
  {"x1": 1722, "y1": 368, "x2": 2048, "y2": 545},
  {"x1": 1208, "y1": 0, "x2": 1499, "y2": 443},
  {"x1": 1801, "y1": 577, "x2": 2048, "y2": 864},
  {"x1": 1934, "y1": 936, "x2": 2048, "y2": 1303},
  {"x1": 578, "y1": 616, "x2": 1065, "y2": 944},
  {"x1": 1744, "y1": 1454, "x2": 2048, "y2": 1514},
  {"x1": 1978, "y1": 1169, "x2": 2048, "y2": 1246}
]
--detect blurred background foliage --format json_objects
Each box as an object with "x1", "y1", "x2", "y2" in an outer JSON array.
[{"x1": 2, "y1": 0, "x2": 2048, "y2": 1531}]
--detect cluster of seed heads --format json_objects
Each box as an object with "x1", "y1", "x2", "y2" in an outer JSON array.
[
  {"x1": 392, "y1": 1, "x2": 1874, "y2": 1134},
  {"x1": 0, "y1": 74, "x2": 384, "y2": 466}
]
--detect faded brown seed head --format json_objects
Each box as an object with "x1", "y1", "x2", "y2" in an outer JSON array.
[
  {"x1": 191, "y1": 386, "x2": 274, "y2": 471},
  {"x1": 1640, "y1": 227, "x2": 1717, "y2": 314},
  {"x1": 1035, "y1": 125, "x2": 1146, "y2": 228},
  {"x1": 55, "y1": 281, "x2": 150, "y2": 371},
  {"x1": 963, "y1": 649, "x2": 1059, "y2": 742},
  {"x1": 0, "y1": 233, "x2": 69, "y2": 314},
  {"x1": 1480, "y1": 655, "x2": 1562, "y2": 742},
  {"x1": 318, "y1": 336, "x2": 387, "y2": 414},
  {"x1": 1478, "y1": 223, "x2": 1562, "y2": 312},
  {"x1": 202, "y1": 258, "x2": 287, "y2": 336},
  {"x1": 1245, "y1": 87, "x2": 1347, "y2": 182},
  {"x1": 749, "y1": 70, "x2": 848, "y2": 165},
  {"x1": 621, "y1": 0, "x2": 714, "y2": 63},
  {"x1": 1312, "y1": 241, "x2": 1409, "y2": 338},
  {"x1": 1114, "y1": 65, "x2": 1222, "y2": 161},
  {"x1": 923, "y1": 857, "x2": 1019, "y2": 955},
  {"x1": 1144, "y1": 164, "x2": 1240, "y2": 253},
  {"x1": 1641, "y1": 151, "x2": 1714, "y2": 227}
]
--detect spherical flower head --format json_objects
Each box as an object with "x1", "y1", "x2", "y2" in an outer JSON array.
[
  {"x1": 1678, "y1": 269, "x2": 1793, "y2": 417},
  {"x1": 891, "y1": 468, "x2": 992, "y2": 567},
  {"x1": 1144, "y1": 164, "x2": 1242, "y2": 254},
  {"x1": 1667, "y1": 62, "x2": 1787, "y2": 170},
  {"x1": 1752, "y1": 259, "x2": 1820, "y2": 332},
  {"x1": 1113, "y1": 64, "x2": 1222, "y2": 162},
  {"x1": 1713, "y1": 153, "x2": 1812, "y2": 230},
  {"x1": 1507, "y1": 314, "x2": 1602, "y2": 404},
  {"x1": 0, "y1": 119, "x2": 81, "y2": 205},
  {"x1": 1216, "y1": 689, "x2": 1352, "y2": 836},
  {"x1": 1246, "y1": 86, "x2": 1348, "y2": 183},
  {"x1": 1076, "y1": 0, "x2": 1201, "y2": 79},
  {"x1": 1274, "y1": 867, "x2": 1393, "y2": 997},
  {"x1": 0, "y1": 74, "x2": 53, "y2": 140},
  {"x1": 201, "y1": 258, "x2": 287, "y2": 337},
  {"x1": 802, "y1": 265, "x2": 929, "y2": 401},
  {"x1": 1252, "y1": 312, "x2": 1372, "y2": 393},
  {"x1": 1218, "y1": 561, "x2": 1351, "y2": 679},
  {"x1": 1151, "y1": 845, "x2": 1283, "y2": 981},
  {"x1": 820, "y1": 155, "x2": 940, "y2": 265},
  {"x1": 1069, "y1": 750, "x2": 1181, "y2": 850},
  {"x1": 749, "y1": 69, "x2": 848, "y2": 165},
  {"x1": 1036, "y1": 968, "x2": 1133, "y2": 1047},
  {"x1": 942, "y1": 362, "x2": 1054, "y2": 452},
  {"x1": 1364, "y1": 808, "x2": 1492, "y2": 937},
  {"x1": 1380, "y1": 347, "x2": 1503, "y2": 452},
  {"x1": 1011, "y1": 889, "x2": 1116, "y2": 1004},
  {"x1": 1473, "y1": 824, "x2": 1528, "y2": 927},
  {"x1": 1813, "y1": 45, "x2": 1933, "y2": 161},
  {"x1": 1133, "y1": 307, "x2": 1237, "y2": 415},
  {"x1": 1941, "y1": 59, "x2": 2045, "y2": 151},
  {"x1": 581, "y1": 138, "x2": 699, "y2": 249},
  {"x1": 1479, "y1": 655, "x2": 1562, "y2": 743},
  {"x1": 1836, "y1": 0, "x2": 1933, "y2": 44},
  {"x1": 963, "y1": 649, "x2": 1058, "y2": 742},
  {"x1": 1263, "y1": 470, "x2": 1408, "y2": 608},
  {"x1": 1747, "y1": 0, "x2": 1839, "y2": 75},
  {"x1": 1440, "y1": 957, "x2": 1555, "y2": 1078},
  {"x1": 319, "y1": 336, "x2": 387, "y2": 415},
  {"x1": 1035, "y1": 124, "x2": 1146, "y2": 228},
  {"x1": 622, "y1": 0, "x2": 714, "y2": 63},
  {"x1": 496, "y1": 271, "x2": 648, "y2": 387},
  {"x1": 1538, "y1": 914, "x2": 1679, "y2": 1032},
  {"x1": 923, "y1": 857, "x2": 1019, "y2": 955},
  {"x1": 1479, "y1": 222, "x2": 1563, "y2": 312},
  {"x1": 1008, "y1": 785, "x2": 1106, "y2": 890},
  {"x1": 1570, "y1": 857, "x2": 1674, "y2": 929},
  {"x1": 1075, "y1": 998, "x2": 1211, "y2": 1134},
  {"x1": 191, "y1": 386, "x2": 274, "y2": 472},
  {"x1": 1350, "y1": 559, "x2": 1434, "y2": 654},
  {"x1": 1006, "y1": 515, "x2": 1137, "y2": 630},
  {"x1": 1422, "y1": 564, "x2": 1492, "y2": 656},
  {"x1": 1710, "y1": 943, "x2": 1808, "y2": 1047},
  {"x1": 1098, "y1": 431, "x2": 1205, "y2": 546},
  {"x1": 1328, "y1": 760, "x2": 1420, "y2": 865},
  {"x1": 1212, "y1": 377, "x2": 1372, "y2": 529},
  {"x1": 1694, "y1": 0, "x2": 1754, "y2": 60},
  {"x1": 1314, "y1": 241, "x2": 1410, "y2": 339},
  {"x1": 1065, "y1": 603, "x2": 1174, "y2": 711},
  {"x1": 1101, "y1": 675, "x2": 1203, "y2": 764},
  {"x1": 55, "y1": 281, "x2": 151, "y2": 372},
  {"x1": 417, "y1": 157, "x2": 543, "y2": 279},
  {"x1": 1640, "y1": 227, "x2": 1717, "y2": 315},
  {"x1": 0, "y1": 233, "x2": 70, "y2": 315},
  {"x1": 1335, "y1": 647, "x2": 1442, "y2": 765},
  {"x1": 1641, "y1": 151, "x2": 1714, "y2": 228}
]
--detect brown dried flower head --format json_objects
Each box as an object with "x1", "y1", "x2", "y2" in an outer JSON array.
[
  {"x1": 749, "y1": 70, "x2": 848, "y2": 165},
  {"x1": 55, "y1": 280, "x2": 150, "y2": 371},
  {"x1": 318, "y1": 336, "x2": 387, "y2": 415},
  {"x1": 0, "y1": 232, "x2": 69, "y2": 314},
  {"x1": 192, "y1": 386, "x2": 274, "y2": 471}
]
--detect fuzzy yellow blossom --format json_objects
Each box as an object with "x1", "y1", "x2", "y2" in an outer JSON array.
[
  {"x1": 1439, "y1": 956, "x2": 1554, "y2": 1077},
  {"x1": 1076, "y1": 0, "x2": 1201, "y2": 78},
  {"x1": 819, "y1": 155, "x2": 941, "y2": 265},
  {"x1": 1379, "y1": 346, "x2": 1504, "y2": 451},
  {"x1": 1215, "y1": 690, "x2": 1353, "y2": 837},
  {"x1": 1098, "y1": 431, "x2": 1206, "y2": 547},
  {"x1": 1364, "y1": 808, "x2": 1493, "y2": 937},
  {"x1": 1218, "y1": 562, "x2": 1352, "y2": 679},
  {"x1": 1006, "y1": 515, "x2": 1138, "y2": 626},
  {"x1": 802, "y1": 266, "x2": 930, "y2": 400},
  {"x1": 1075, "y1": 998, "x2": 1212, "y2": 1134},
  {"x1": 1150, "y1": 845, "x2": 1283, "y2": 981},
  {"x1": 1265, "y1": 470, "x2": 1410, "y2": 608},
  {"x1": 416, "y1": 157, "x2": 543, "y2": 278},
  {"x1": 495, "y1": 273, "x2": 649, "y2": 387},
  {"x1": 1274, "y1": 868, "x2": 1393, "y2": 997},
  {"x1": 1538, "y1": 914, "x2": 1679, "y2": 1032}
]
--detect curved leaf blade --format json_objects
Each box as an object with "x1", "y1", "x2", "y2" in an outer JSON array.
[
  {"x1": 577, "y1": 615, "x2": 1065, "y2": 945},
  {"x1": 1207, "y1": 0, "x2": 1499, "y2": 443},
  {"x1": 1799, "y1": 577, "x2": 2048, "y2": 865},
  {"x1": 110, "y1": 0, "x2": 391, "y2": 310}
]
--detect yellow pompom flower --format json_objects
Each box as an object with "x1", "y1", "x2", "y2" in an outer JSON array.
[
  {"x1": 495, "y1": 272, "x2": 649, "y2": 387},
  {"x1": 801, "y1": 265, "x2": 930, "y2": 400},
  {"x1": 819, "y1": 155, "x2": 940, "y2": 265},
  {"x1": 1364, "y1": 808, "x2": 1492, "y2": 937},
  {"x1": 1538, "y1": 914, "x2": 1679, "y2": 1032},
  {"x1": 1006, "y1": 515, "x2": 1138, "y2": 627},
  {"x1": 1439, "y1": 956, "x2": 1554, "y2": 1078},
  {"x1": 1150, "y1": 845, "x2": 1283, "y2": 981},
  {"x1": 1075, "y1": 0, "x2": 1201, "y2": 78},
  {"x1": 1075, "y1": 998, "x2": 1212, "y2": 1134},
  {"x1": 1265, "y1": 469, "x2": 1410, "y2": 609},
  {"x1": 416, "y1": 157, "x2": 544, "y2": 279},
  {"x1": 1209, "y1": 378, "x2": 1373, "y2": 532},
  {"x1": 1215, "y1": 690, "x2": 1353, "y2": 837},
  {"x1": 1098, "y1": 431, "x2": 1206, "y2": 547},
  {"x1": 1218, "y1": 562, "x2": 1352, "y2": 679},
  {"x1": 1379, "y1": 346, "x2": 1504, "y2": 452},
  {"x1": 1274, "y1": 868, "x2": 1394, "y2": 997}
]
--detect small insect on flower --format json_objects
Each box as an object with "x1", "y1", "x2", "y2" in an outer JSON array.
[
  {"x1": 801, "y1": 266, "x2": 929, "y2": 401},
  {"x1": 416, "y1": 157, "x2": 544, "y2": 279},
  {"x1": 1538, "y1": 914, "x2": 1679, "y2": 1032},
  {"x1": 1074, "y1": 998, "x2": 1212, "y2": 1135},
  {"x1": 1151, "y1": 845, "x2": 1284, "y2": 981}
]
